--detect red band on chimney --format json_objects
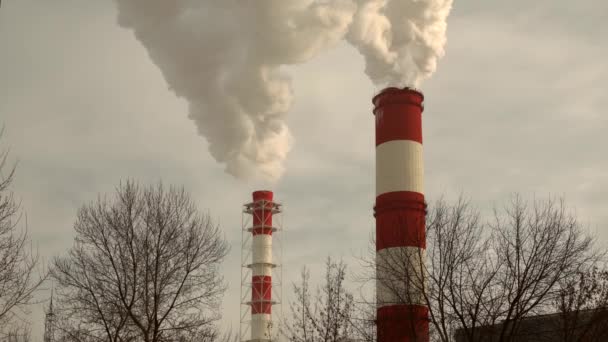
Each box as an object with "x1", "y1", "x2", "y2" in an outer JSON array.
[
  {"x1": 375, "y1": 191, "x2": 426, "y2": 250},
  {"x1": 373, "y1": 88, "x2": 424, "y2": 146},
  {"x1": 253, "y1": 191, "x2": 273, "y2": 235},
  {"x1": 252, "y1": 275, "x2": 272, "y2": 314},
  {"x1": 377, "y1": 305, "x2": 429, "y2": 342}
]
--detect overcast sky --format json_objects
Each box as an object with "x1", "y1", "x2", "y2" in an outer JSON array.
[{"x1": 1, "y1": 0, "x2": 607, "y2": 340}]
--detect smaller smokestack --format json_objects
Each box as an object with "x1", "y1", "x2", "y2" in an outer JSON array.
[
  {"x1": 251, "y1": 190, "x2": 274, "y2": 338},
  {"x1": 242, "y1": 190, "x2": 281, "y2": 341}
]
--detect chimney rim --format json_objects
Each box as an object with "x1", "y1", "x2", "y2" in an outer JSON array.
[
  {"x1": 252, "y1": 190, "x2": 274, "y2": 202},
  {"x1": 372, "y1": 87, "x2": 425, "y2": 107}
]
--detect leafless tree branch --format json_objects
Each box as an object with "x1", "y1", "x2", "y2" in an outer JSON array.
[
  {"x1": 51, "y1": 181, "x2": 229, "y2": 342},
  {"x1": 0, "y1": 128, "x2": 46, "y2": 334}
]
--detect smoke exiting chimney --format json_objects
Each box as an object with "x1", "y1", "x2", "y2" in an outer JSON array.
[
  {"x1": 348, "y1": 0, "x2": 453, "y2": 87},
  {"x1": 241, "y1": 191, "x2": 282, "y2": 341},
  {"x1": 373, "y1": 87, "x2": 428, "y2": 341}
]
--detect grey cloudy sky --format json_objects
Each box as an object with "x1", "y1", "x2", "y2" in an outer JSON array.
[{"x1": 1, "y1": 0, "x2": 607, "y2": 339}]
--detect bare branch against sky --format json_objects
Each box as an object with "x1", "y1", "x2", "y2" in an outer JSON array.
[
  {"x1": 51, "y1": 181, "x2": 229, "y2": 342},
  {"x1": 0, "y1": 131, "x2": 47, "y2": 335}
]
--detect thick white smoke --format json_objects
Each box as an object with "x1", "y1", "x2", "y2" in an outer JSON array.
[
  {"x1": 347, "y1": 0, "x2": 453, "y2": 87},
  {"x1": 114, "y1": 0, "x2": 452, "y2": 180},
  {"x1": 115, "y1": 0, "x2": 355, "y2": 181}
]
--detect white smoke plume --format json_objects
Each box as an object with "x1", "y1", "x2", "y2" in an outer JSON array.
[
  {"x1": 346, "y1": 0, "x2": 453, "y2": 87},
  {"x1": 115, "y1": 0, "x2": 355, "y2": 181}
]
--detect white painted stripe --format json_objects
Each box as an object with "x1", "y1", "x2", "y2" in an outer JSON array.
[
  {"x1": 376, "y1": 140, "x2": 424, "y2": 196},
  {"x1": 251, "y1": 314, "x2": 272, "y2": 340},
  {"x1": 252, "y1": 235, "x2": 272, "y2": 264},
  {"x1": 376, "y1": 247, "x2": 427, "y2": 307}
]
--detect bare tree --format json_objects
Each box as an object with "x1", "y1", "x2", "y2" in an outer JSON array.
[
  {"x1": 359, "y1": 195, "x2": 599, "y2": 342},
  {"x1": 51, "y1": 181, "x2": 229, "y2": 342},
  {"x1": 489, "y1": 196, "x2": 597, "y2": 341},
  {"x1": 549, "y1": 266, "x2": 608, "y2": 341},
  {"x1": 283, "y1": 258, "x2": 356, "y2": 342},
  {"x1": 1, "y1": 324, "x2": 31, "y2": 342},
  {"x1": 425, "y1": 197, "x2": 506, "y2": 342},
  {"x1": 0, "y1": 129, "x2": 45, "y2": 332},
  {"x1": 349, "y1": 286, "x2": 376, "y2": 342}
]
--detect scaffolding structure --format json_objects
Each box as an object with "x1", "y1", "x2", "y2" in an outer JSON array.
[
  {"x1": 43, "y1": 291, "x2": 55, "y2": 342},
  {"x1": 240, "y1": 194, "x2": 283, "y2": 342}
]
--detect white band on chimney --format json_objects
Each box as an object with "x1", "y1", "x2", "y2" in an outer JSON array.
[
  {"x1": 377, "y1": 247, "x2": 427, "y2": 307},
  {"x1": 251, "y1": 313, "x2": 272, "y2": 340},
  {"x1": 252, "y1": 235, "x2": 273, "y2": 277},
  {"x1": 252, "y1": 235, "x2": 273, "y2": 264},
  {"x1": 376, "y1": 140, "x2": 424, "y2": 196}
]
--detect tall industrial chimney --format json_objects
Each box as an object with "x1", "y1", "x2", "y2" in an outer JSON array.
[
  {"x1": 240, "y1": 190, "x2": 282, "y2": 342},
  {"x1": 373, "y1": 88, "x2": 428, "y2": 342}
]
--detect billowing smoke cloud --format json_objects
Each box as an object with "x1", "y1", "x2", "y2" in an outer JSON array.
[
  {"x1": 114, "y1": 0, "x2": 452, "y2": 180},
  {"x1": 115, "y1": 0, "x2": 355, "y2": 181},
  {"x1": 347, "y1": 0, "x2": 453, "y2": 87}
]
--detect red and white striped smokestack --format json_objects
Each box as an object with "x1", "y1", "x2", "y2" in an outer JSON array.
[
  {"x1": 373, "y1": 88, "x2": 428, "y2": 342},
  {"x1": 250, "y1": 190, "x2": 275, "y2": 341}
]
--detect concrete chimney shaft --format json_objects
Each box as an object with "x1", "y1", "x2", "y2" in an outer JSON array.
[
  {"x1": 250, "y1": 190, "x2": 274, "y2": 341},
  {"x1": 373, "y1": 88, "x2": 428, "y2": 342}
]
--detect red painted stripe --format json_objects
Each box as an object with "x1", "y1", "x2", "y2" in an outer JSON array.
[
  {"x1": 252, "y1": 191, "x2": 274, "y2": 236},
  {"x1": 253, "y1": 191, "x2": 273, "y2": 202},
  {"x1": 252, "y1": 205, "x2": 273, "y2": 235},
  {"x1": 252, "y1": 275, "x2": 272, "y2": 314},
  {"x1": 373, "y1": 88, "x2": 424, "y2": 146},
  {"x1": 375, "y1": 191, "x2": 426, "y2": 250},
  {"x1": 252, "y1": 276, "x2": 272, "y2": 301},
  {"x1": 377, "y1": 305, "x2": 429, "y2": 342}
]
